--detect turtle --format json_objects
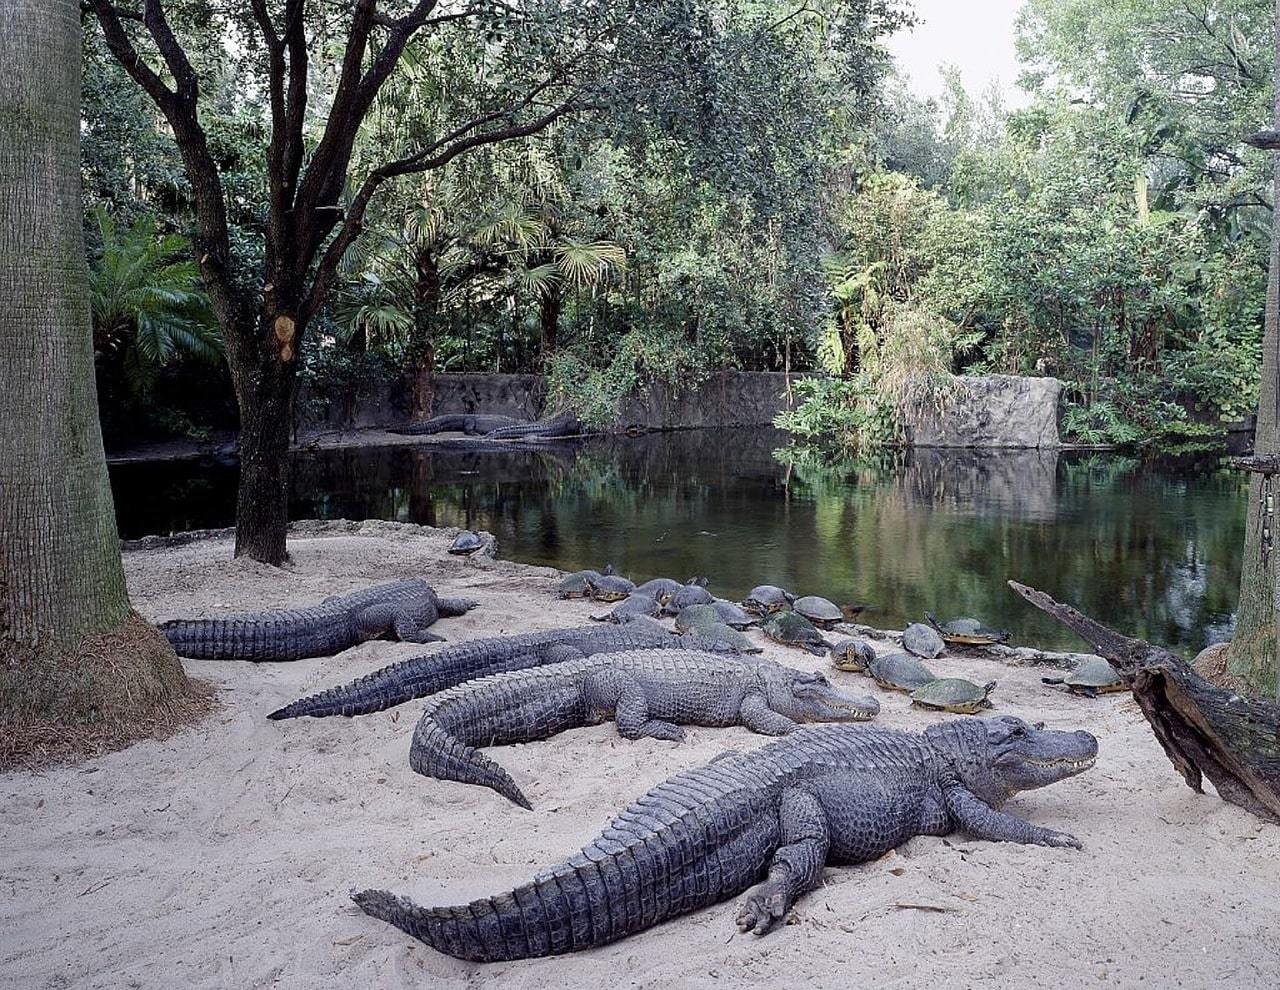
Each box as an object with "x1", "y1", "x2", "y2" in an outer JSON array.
[
  {"x1": 585, "y1": 573, "x2": 637, "y2": 602},
  {"x1": 760, "y1": 610, "x2": 831, "y2": 657},
  {"x1": 673, "y1": 607, "x2": 761, "y2": 653},
  {"x1": 925, "y1": 612, "x2": 1011, "y2": 647},
  {"x1": 829, "y1": 638, "x2": 877, "y2": 673},
  {"x1": 633, "y1": 577, "x2": 685, "y2": 604},
  {"x1": 1042, "y1": 658, "x2": 1125, "y2": 697},
  {"x1": 792, "y1": 596, "x2": 844, "y2": 630},
  {"x1": 556, "y1": 564, "x2": 613, "y2": 599},
  {"x1": 910, "y1": 678, "x2": 997, "y2": 714},
  {"x1": 902, "y1": 622, "x2": 946, "y2": 659},
  {"x1": 709, "y1": 598, "x2": 755, "y2": 630},
  {"x1": 447, "y1": 530, "x2": 485, "y2": 556},
  {"x1": 868, "y1": 653, "x2": 937, "y2": 693},
  {"x1": 661, "y1": 581, "x2": 716, "y2": 616},
  {"x1": 590, "y1": 592, "x2": 662, "y2": 624},
  {"x1": 743, "y1": 585, "x2": 795, "y2": 616}
]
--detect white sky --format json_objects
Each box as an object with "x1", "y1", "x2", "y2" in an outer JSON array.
[{"x1": 885, "y1": 0, "x2": 1028, "y2": 107}]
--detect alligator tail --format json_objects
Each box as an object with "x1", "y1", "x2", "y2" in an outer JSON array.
[
  {"x1": 409, "y1": 721, "x2": 532, "y2": 809},
  {"x1": 352, "y1": 869, "x2": 591, "y2": 962},
  {"x1": 266, "y1": 653, "x2": 450, "y2": 720}
]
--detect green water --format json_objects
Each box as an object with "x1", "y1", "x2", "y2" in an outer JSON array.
[{"x1": 108, "y1": 428, "x2": 1248, "y2": 654}]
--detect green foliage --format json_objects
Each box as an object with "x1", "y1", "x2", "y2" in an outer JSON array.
[{"x1": 87, "y1": 208, "x2": 220, "y2": 394}]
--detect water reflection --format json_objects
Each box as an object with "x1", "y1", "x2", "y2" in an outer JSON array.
[{"x1": 108, "y1": 429, "x2": 1246, "y2": 654}]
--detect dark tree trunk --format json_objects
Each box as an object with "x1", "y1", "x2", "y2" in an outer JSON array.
[
  {"x1": 539, "y1": 287, "x2": 562, "y2": 366},
  {"x1": 408, "y1": 249, "x2": 440, "y2": 423},
  {"x1": 1011, "y1": 581, "x2": 1280, "y2": 825}
]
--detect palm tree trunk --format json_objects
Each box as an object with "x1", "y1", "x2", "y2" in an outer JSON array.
[
  {"x1": 539, "y1": 286, "x2": 562, "y2": 367},
  {"x1": 1227, "y1": 4, "x2": 1280, "y2": 698},
  {"x1": 0, "y1": 1, "x2": 189, "y2": 748},
  {"x1": 408, "y1": 249, "x2": 440, "y2": 422}
]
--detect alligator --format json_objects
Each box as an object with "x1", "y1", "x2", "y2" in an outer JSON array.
[
  {"x1": 481, "y1": 410, "x2": 584, "y2": 440},
  {"x1": 409, "y1": 651, "x2": 881, "y2": 808},
  {"x1": 354, "y1": 716, "x2": 1097, "y2": 961},
  {"x1": 160, "y1": 579, "x2": 476, "y2": 662},
  {"x1": 390, "y1": 413, "x2": 523, "y2": 436},
  {"x1": 266, "y1": 621, "x2": 738, "y2": 719}
]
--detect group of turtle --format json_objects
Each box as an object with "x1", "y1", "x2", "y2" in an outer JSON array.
[{"x1": 551, "y1": 564, "x2": 1126, "y2": 714}]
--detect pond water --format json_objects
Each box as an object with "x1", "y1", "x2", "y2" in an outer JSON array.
[{"x1": 108, "y1": 428, "x2": 1248, "y2": 654}]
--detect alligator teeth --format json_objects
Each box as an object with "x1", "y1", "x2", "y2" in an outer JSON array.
[{"x1": 1025, "y1": 757, "x2": 1096, "y2": 769}]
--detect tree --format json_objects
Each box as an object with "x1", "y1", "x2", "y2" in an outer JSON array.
[
  {"x1": 0, "y1": 0, "x2": 191, "y2": 763},
  {"x1": 1227, "y1": 4, "x2": 1280, "y2": 698}
]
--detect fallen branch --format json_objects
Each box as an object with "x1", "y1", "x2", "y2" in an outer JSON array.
[{"x1": 1008, "y1": 581, "x2": 1280, "y2": 825}]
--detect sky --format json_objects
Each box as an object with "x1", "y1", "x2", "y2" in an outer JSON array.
[{"x1": 885, "y1": 0, "x2": 1028, "y2": 106}]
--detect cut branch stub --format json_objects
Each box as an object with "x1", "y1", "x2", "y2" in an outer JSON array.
[{"x1": 1008, "y1": 580, "x2": 1280, "y2": 825}]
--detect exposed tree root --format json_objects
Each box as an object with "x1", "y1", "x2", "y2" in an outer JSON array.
[
  {"x1": 1009, "y1": 581, "x2": 1280, "y2": 825},
  {"x1": 0, "y1": 612, "x2": 216, "y2": 770}
]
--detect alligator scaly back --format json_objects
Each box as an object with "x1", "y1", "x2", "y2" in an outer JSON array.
[{"x1": 266, "y1": 624, "x2": 738, "y2": 720}]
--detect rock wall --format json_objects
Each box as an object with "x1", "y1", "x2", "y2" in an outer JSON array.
[{"x1": 905, "y1": 375, "x2": 1062, "y2": 449}]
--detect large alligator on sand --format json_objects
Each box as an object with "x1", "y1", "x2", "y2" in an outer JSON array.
[
  {"x1": 409, "y1": 651, "x2": 881, "y2": 808},
  {"x1": 390, "y1": 414, "x2": 523, "y2": 436},
  {"x1": 355, "y1": 716, "x2": 1097, "y2": 961},
  {"x1": 267, "y1": 622, "x2": 737, "y2": 719},
  {"x1": 481, "y1": 410, "x2": 583, "y2": 440},
  {"x1": 160, "y1": 579, "x2": 476, "y2": 661}
]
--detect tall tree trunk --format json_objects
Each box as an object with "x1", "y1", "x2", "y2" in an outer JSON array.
[
  {"x1": 1228, "y1": 6, "x2": 1280, "y2": 698},
  {"x1": 0, "y1": 0, "x2": 189, "y2": 756},
  {"x1": 539, "y1": 286, "x2": 562, "y2": 367},
  {"x1": 408, "y1": 249, "x2": 440, "y2": 423}
]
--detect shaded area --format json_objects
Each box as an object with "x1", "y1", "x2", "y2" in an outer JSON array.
[{"x1": 108, "y1": 429, "x2": 1247, "y2": 653}]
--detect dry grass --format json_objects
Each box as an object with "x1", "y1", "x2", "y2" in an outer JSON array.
[{"x1": 0, "y1": 612, "x2": 217, "y2": 771}]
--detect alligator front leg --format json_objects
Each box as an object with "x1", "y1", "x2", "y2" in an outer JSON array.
[
  {"x1": 355, "y1": 604, "x2": 445, "y2": 644},
  {"x1": 944, "y1": 787, "x2": 1082, "y2": 849},
  {"x1": 739, "y1": 694, "x2": 797, "y2": 736},
  {"x1": 586, "y1": 671, "x2": 685, "y2": 741},
  {"x1": 736, "y1": 787, "x2": 830, "y2": 935}
]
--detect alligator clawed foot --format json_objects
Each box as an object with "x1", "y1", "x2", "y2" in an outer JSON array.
[
  {"x1": 735, "y1": 878, "x2": 789, "y2": 936},
  {"x1": 1039, "y1": 828, "x2": 1082, "y2": 850}
]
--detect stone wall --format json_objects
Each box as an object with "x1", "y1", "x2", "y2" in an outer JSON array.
[{"x1": 904, "y1": 375, "x2": 1062, "y2": 449}]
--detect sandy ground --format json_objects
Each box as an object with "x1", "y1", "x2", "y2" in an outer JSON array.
[{"x1": 2, "y1": 521, "x2": 1278, "y2": 990}]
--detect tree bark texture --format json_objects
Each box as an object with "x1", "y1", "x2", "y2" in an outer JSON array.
[
  {"x1": 0, "y1": 0, "x2": 130, "y2": 647},
  {"x1": 408, "y1": 248, "x2": 441, "y2": 422},
  {"x1": 1228, "y1": 5, "x2": 1280, "y2": 698},
  {"x1": 0, "y1": 1, "x2": 189, "y2": 744},
  {"x1": 1011, "y1": 582, "x2": 1280, "y2": 825},
  {"x1": 539, "y1": 286, "x2": 562, "y2": 366}
]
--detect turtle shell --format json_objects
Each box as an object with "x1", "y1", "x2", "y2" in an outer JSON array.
[
  {"x1": 592, "y1": 593, "x2": 662, "y2": 624},
  {"x1": 926, "y1": 613, "x2": 1010, "y2": 646},
  {"x1": 793, "y1": 596, "x2": 843, "y2": 629},
  {"x1": 448, "y1": 530, "x2": 484, "y2": 555},
  {"x1": 674, "y1": 604, "x2": 723, "y2": 635},
  {"x1": 586, "y1": 574, "x2": 637, "y2": 602},
  {"x1": 902, "y1": 623, "x2": 946, "y2": 659},
  {"x1": 709, "y1": 599, "x2": 754, "y2": 629},
  {"x1": 830, "y1": 638, "x2": 877, "y2": 673},
  {"x1": 1043, "y1": 658, "x2": 1125, "y2": 696},
  {"x1": 683, "y1": 619, "x2": 761, "y2": 654},
  {"x1": 663, "y1": 583, "x2": 716, "y2": 615},
  {"x1": 556, "y1": 569, "x2": 602, "y2": 599},
  {"x1": 743, "y1": 585, "x2": 794, "y2": 616},
  {"x1": 868, "y1": 653, "x2": 937, "y2": 692},
  {"x1": 911, "y1": 678, "x2": 997, "y2": 714},
  {"x1": 634, "y1": 577, "x2": 685, "y2": 604},
  {"x1": 761, "y1": 610, "x2": 830, "y2": 656}
]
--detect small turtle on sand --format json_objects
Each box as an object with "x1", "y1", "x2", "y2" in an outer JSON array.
[
  {"x1": 709, "y1": 599, "x2": 754, "y2": 629},
  {"x1": 556, "y1": 565, "x2": 612, "y2": 599},
  {"x1": 911, "y1": 678, "x2": 997, "y2": 714},
  {"x1": 760, "y1": 610, "x2": 831, "y2": 657},
  {"x1": 830, "y1": 638, "x2": 877, "y2": 673},
  {"x1": 591, "y1": 592, "x2": 662, "y2": 624},
  {"x1": 793, "y1": 596, "x2": 844, "y2": 631},
  {"x1": 902, "y1": 622, "x2": 946, "y2": 659},
  {"x1": 448, "y1": 530, "x2": 485, "y2": 556},
  {"x1": 743, "y1": 585, "x2": 795, "y2": 616},
  {"x1": 634, "y1": 578, "x2": 685, "y2": 604},
  {"x1": 926, "y1": 612, "x2": 1011, "y2": 647},
  {"x1": 868, "y1": 653, "x2": 937, "y2": 692},
  {"x1": 1042, "y1": 658, "x2": 1125, "y2": 697},
  {"x1": 585, "y1": 573, "x2": 637, "y2": 603}
]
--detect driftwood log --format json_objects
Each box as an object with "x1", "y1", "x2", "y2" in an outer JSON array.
[{"x1": 1009, "y1": 581, "x2": 1280, "y2": 825}]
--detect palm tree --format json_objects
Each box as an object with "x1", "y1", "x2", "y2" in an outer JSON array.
[{"x1": 88, "y1": 207, "x2": 221, "y2": 395}]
